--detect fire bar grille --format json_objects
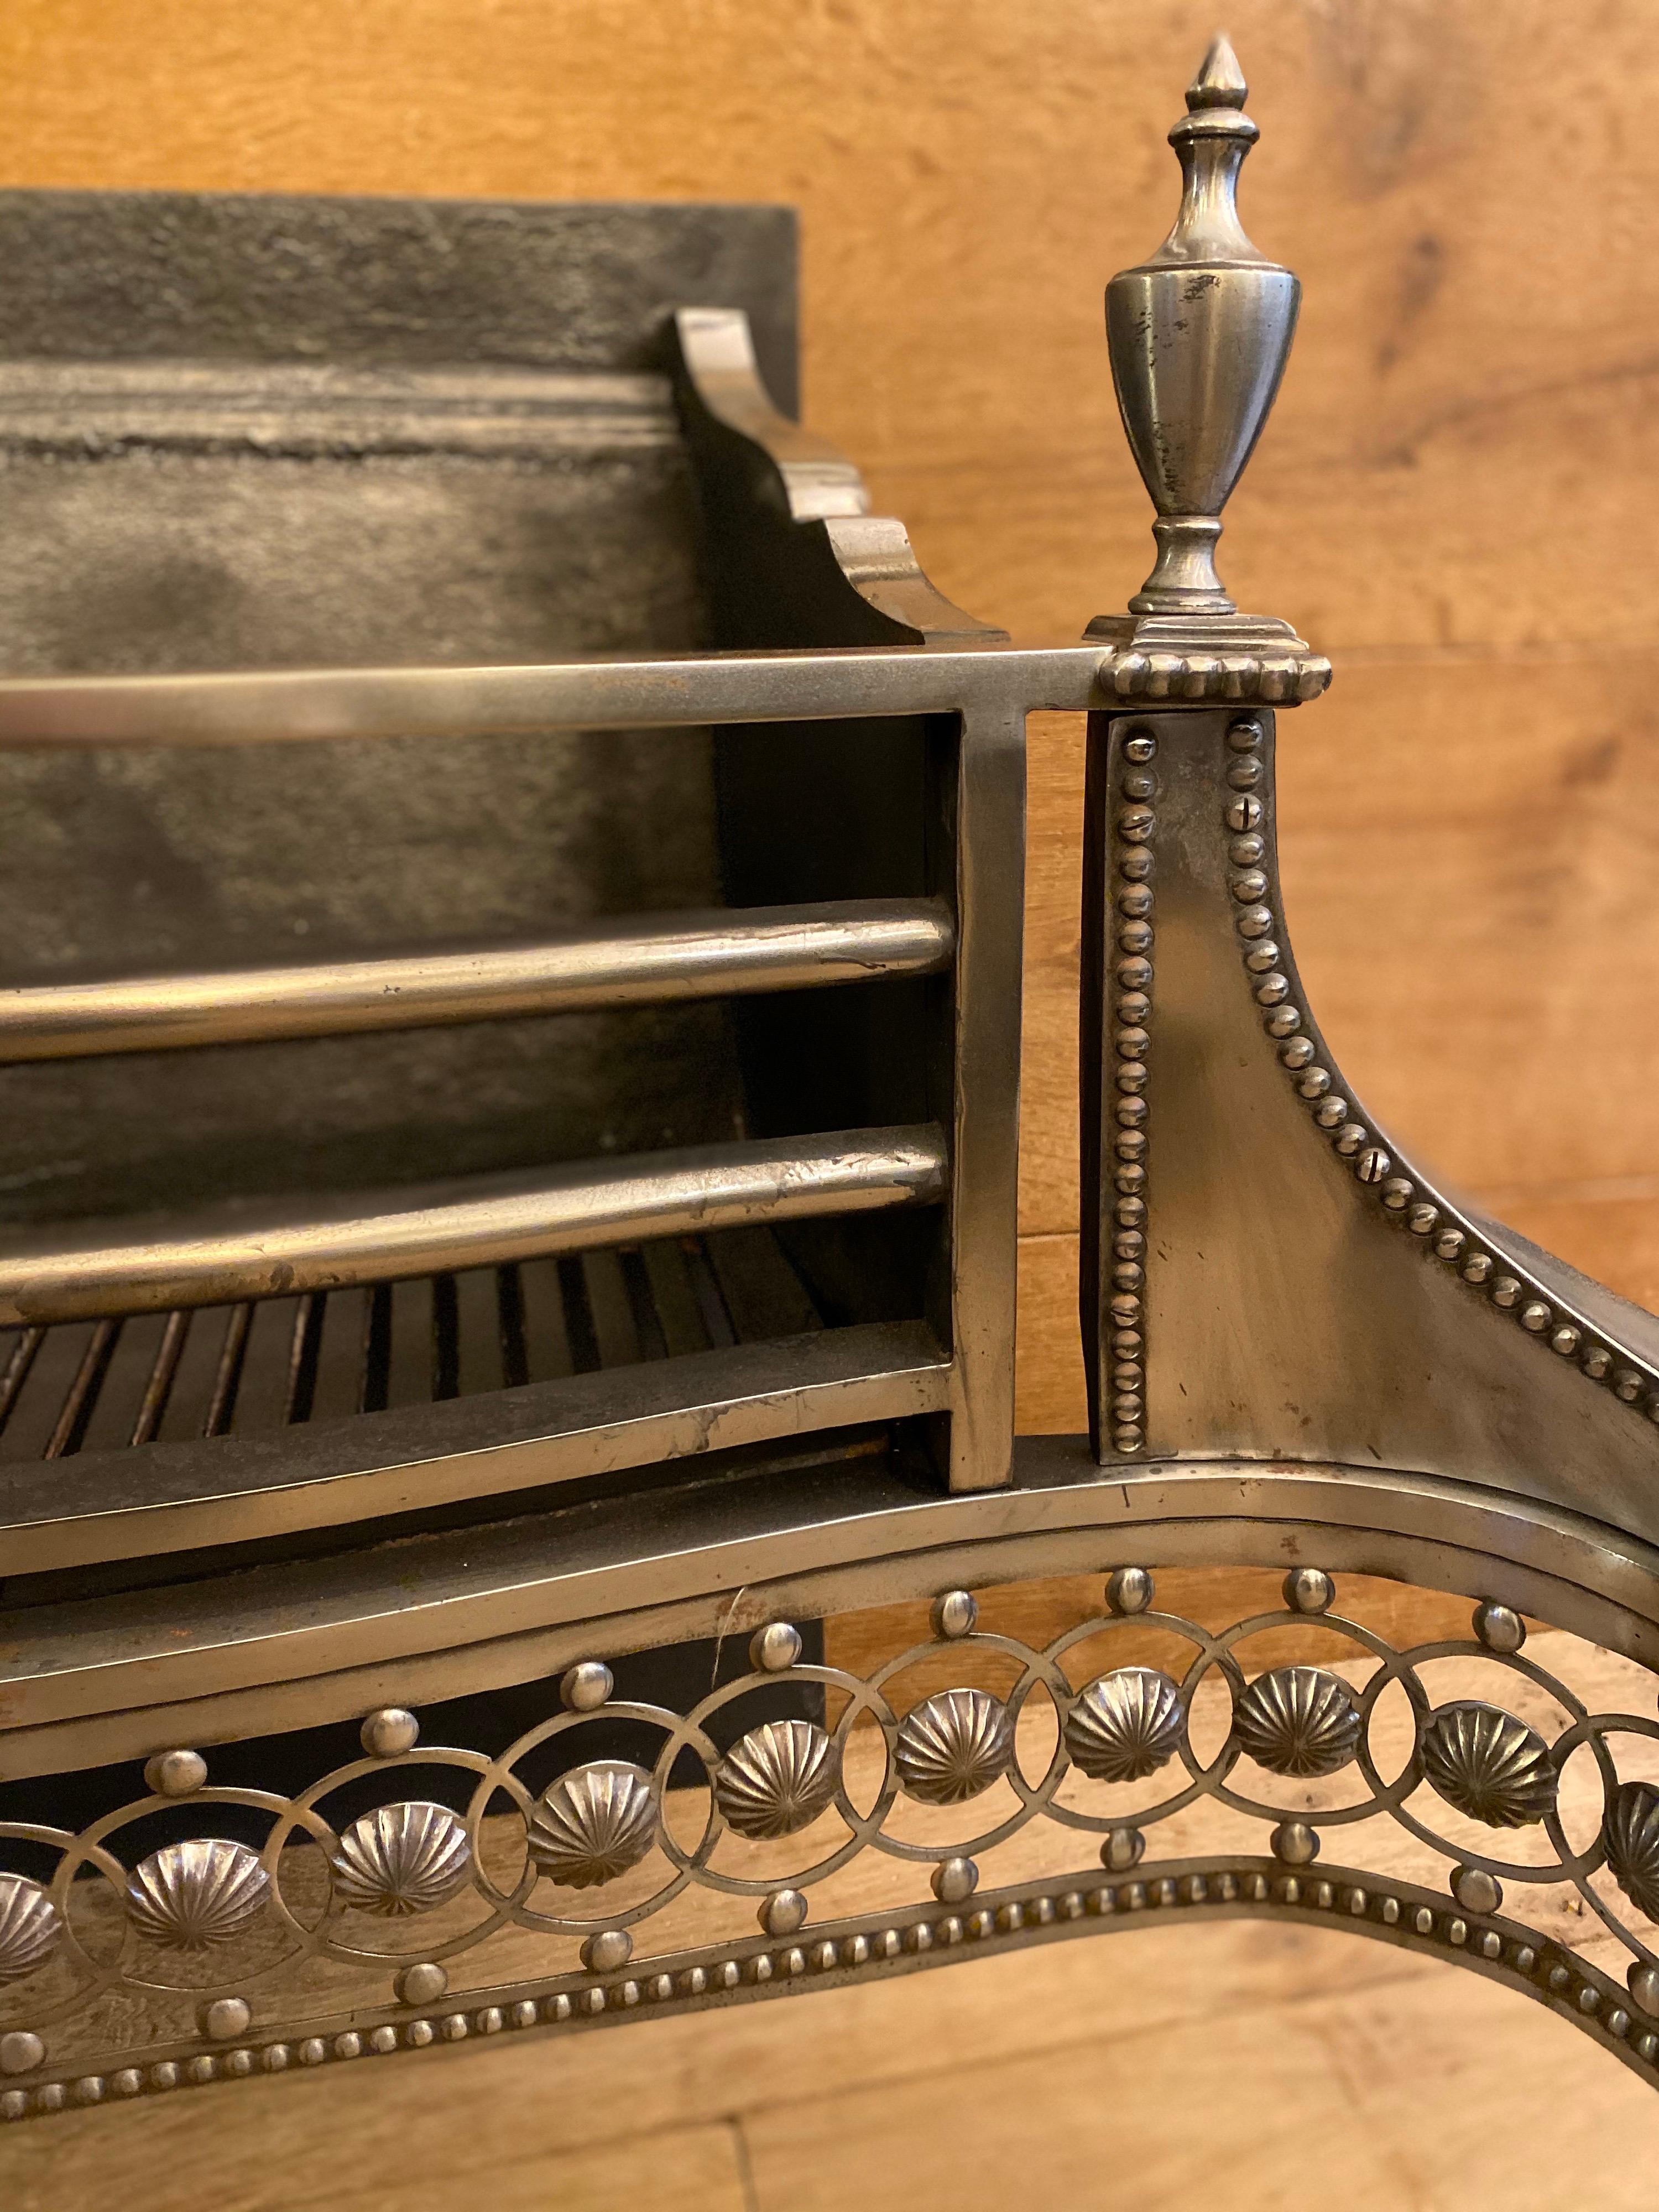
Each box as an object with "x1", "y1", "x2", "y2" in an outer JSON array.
[{"x1": 0, "y1": 1227, "x2": 820, "y2": 1462}]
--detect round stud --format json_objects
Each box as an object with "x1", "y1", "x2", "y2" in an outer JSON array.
[
  {"x1": 1117, "y1": 957, "x2": 1152, "y2": 992},
  {"x1": 759, "y1": 1889, "x2": 808, "y2": 1937},
  {"x1": 1122, "y1": 770, "x2": 1157, "y2": 800},
  {"x1": 1520, "y1": 1301, "x2": 1552, "y2": 1333},
  {"x1": 144, "y1": 1749, "x2": 207, "y2": 1798},
  {"x1": 199, "y1": 1997, "x2": 251, "y2": 2043},
  {"x1": 1254, "y1": 973, "x2": 1288, "y2": 1005},
  {"x1": 1107, "y1": 1566, "x2": 1154, "y2": 1615},
  {"x1": 1119, "y1": 848, "x2": 1153, "y2": 882},
  {"x1": 1113, "y1": 1430, "x2": 1144, "y2": 1454},
  {"x1": 1333, "y1": 1124, "x2": 1368, "y2": 1157},
  {"x1": 1116, "y1": 1062, "x2": 1147, "y2": 1094},
  {"x1": 1434, "y1": 1227, "x2": 1466, "y2": 1261},
  {"x1": 1462, "y1": 1252, "x2": 1494, "y2": 1284},
  {"x1": 1231, "y1": 870, "x2": 1269, "y2": 903},
  {"x1": 581, "y1": 1928, "x2": 633, "y2": 1975},
  {"x1": 360, "y1": 1708, "x2": 419, "y2": 1758},
  {"x1": 1451, "y1": 1865, "x2": 1503, "y2": 1916},
  {"x1": 1271, "y1": 1822, "x2": 1319, "y2": 1866},
  {"x1": 1118, "y1": 885, "x2": 1153, "y2": 918},
  {"x1": 1227, "y1": 719, "x2": 1264, "y2": 750},
  {"x1": 1583, "y1": 1347, "x2": 1613, "y2": 1379},
  {"x1": 1264, "y1": 1006, "x2": 1300, "y2": 1038},
  {"x1": 1629, "y1": 1961, "x2": 1659, "y2": 2016},
  {"x1": 1550, "y1": 1324, "x2": 1580, "y2": 1357},
  {"x1": 1226, "y1": 758, "x2": 1262, "y2": 790},
  {"x1": 1124, "y1": 732, "x2": 1157, "y2": 763},
  {"x1": 1490, "y1": 1277, "x2": 1521, "y2": 1309},
  {"x1": 1116, "y1": 1026, "x2": 1150, "y2": 1060},
  {"x1": 1473, "y1": 1600, "x2": 1525, "y2": 1655},
  {"x1": 749, "y1": 1623, "x2": 803, "y2": 1673},
  {"x1": 1283, "y1": 1567, "x2": 1334, "y2": 1615},
  {"x1": 1237, "y1": 906, "x2": 1274, "y2": 938},
  {"x1": 1408, "y1": 1204, "x2": 1439, "y2": 1236},
  {"x1": 1314, "y1": 1097, "x2": 1348, "y2": 1129},
  {"x1": 1231, "y1": 834, "x2": 1266, "y2": 867},
  {"x1": 1615, "y1": 1369, "x2": 1645, "y2": 1402},
  {"x1": 932, "y1": 1590, "x2": 979, "y2": 1641},
  {"x1": 561, "y1": 1661, "x2": 615, "y2": 1712},
  {"x1": 932, "y1": 1857, "x2": 979, "y2": 1905},
  {"x1": 1243, "y1": 939, "x2": 1279, "y2": 972},
  {"x1": 396, "y1": 1961, "x2": 449, "y2": 2007},
  {"x1": 0, "y1": 2033, "x2": 43, "y2": 2077},
  {"x1": 1280, "y1": 1037, "x2": 1315, "y2": 1070},
  {"x1": 1102, "y1": 1827, "x2": 1145, "y2": 1874},
  {"x1": 1380, "y1": 1177, "x2": 1414, "y2": 1211}
]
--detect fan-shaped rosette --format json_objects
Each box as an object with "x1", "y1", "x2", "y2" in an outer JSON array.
[
  {"x1": 1232, "y1": 1665, "x2": 1361, "y2": 1780},
  {"x1": 1420, "y1": 1702, "x2": 1556, "y2": 1829},
  {"x1": 0, "y1": 1873, "x2": 62, "y2": 1986},
  {"x1": 528, "y1": 1761, "x2": 658, "y2": 1889},
  {"x1": 126, "y1": 1839, "x2": 270, "y2": 1950},
  {"x1": 1065, "y1": 1667, "x2": 1185, "y2": 1783},
  {"x1": 894, "y1": 1688, "x2": 1015, "y2": 1806},
  {"x1": 1603, "y1": 1779, "x2": 1659, "y2": 1923},
  {"x1": 331, "y1": 1801, "x2": 473, "y2": 1917},
  {"x1": 714, "y1": 1719, "x2": 839, "y2": 1840}
]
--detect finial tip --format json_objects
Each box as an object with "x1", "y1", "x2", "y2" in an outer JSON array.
[{"x1": 1188, "y1": 33, "x2": 1247, "y2": 111}]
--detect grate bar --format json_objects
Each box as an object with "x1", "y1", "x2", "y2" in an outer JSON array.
[{"x1": 0, "y1": 900, "x2": 953, "y2": 1063}]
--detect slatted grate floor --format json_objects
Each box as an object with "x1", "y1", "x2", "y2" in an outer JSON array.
[{"x1": 0, "y1": 1227, "x2": 822, "y2": 1462}]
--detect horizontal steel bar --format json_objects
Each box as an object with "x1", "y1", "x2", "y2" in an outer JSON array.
[
  {"x1": 0, "y1": 643, "x2": 1108, "y2": 748},
  {"x1": 6, "y1": 1446, "x2": 1659, "y2": 1771},
  {"x1": 0, "y1": 1320, "x2": 952, "y2": 1572},
  {"x1": 0, "y1": 1124, "x2": 947, "y2": 1323},
  {"x1": 0, "y1": 898, "x2": 954, "y2": 1061}
]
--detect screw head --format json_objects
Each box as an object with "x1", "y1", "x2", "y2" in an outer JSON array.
[
  {"x1": 581, "y1": 1929, "x2": 633, "y2": 1975},
  {"x1": 931, "y1": 1590, "x2": 979, "y2": 1641},
  {"x1": 1283, "y1": 1567, "x2": 1334, "y2": 1615},
  {"x1": 1451, "y1": 1865, "x2": 1503, "y2": 1916},
  {"x1": 359, "y1": 1708, "x2": 419, "y2": 1757},
  {"x1": 1107, "y1": 1566, "x2": 1154, "y2": 1615},
  {"x1": 759, "y1": 1889, "x2": 808, "y2": 1937},
  {"x1": 199, "y1": 1997, "x2": 251, "y2": 2043},
  {"x1": 1355, "y1": 1146, "x2": 1391, "y2": 1185},
  {"x1": 144, "y1": 1749, "x2": 207, "y2": 1798},
  {"x1": 931, "y1": 1857, "x2": 979, "y2": 1905},
  {"x1": 396, "y1": 1961, "x2": 450, "y2": 2007},
  {"x1": 749, "y1": 1623, "x2": 803, "y2": 1673},
  {"x1": 1473, "y1": 1600, "x2": 1525, "y2": 1655},
  {"x1": 1272, "y1": 1822, "x2": 1319, "y2": 1866},
  {"x1": 1103, "y1": 1827, "x2": 1146, "y2": 1874}
]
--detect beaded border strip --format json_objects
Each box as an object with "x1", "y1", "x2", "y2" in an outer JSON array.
[{"x1": 1224, "y1": 712, "x2": 1659, "y2": 1431}]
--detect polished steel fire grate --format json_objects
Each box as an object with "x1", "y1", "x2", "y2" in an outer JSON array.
[{"x1": 4, "y1": 36, "x2": 1659, "y2": 2131}]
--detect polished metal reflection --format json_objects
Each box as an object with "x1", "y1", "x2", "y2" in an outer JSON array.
[
  {"x1": 0, "y1": 899, "x2": 954, "y2": 1061},
  {"x1": 0, "y1": 1124, "x2": 947, "y2": 1323},
  {"x1": 1105, "y1": 35, "x2": 1300, "y2": 616}
]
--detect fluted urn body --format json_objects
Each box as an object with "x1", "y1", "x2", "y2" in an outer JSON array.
[{"x1": 1107, "y1": 37, "x2": 1300, "y2": 615}]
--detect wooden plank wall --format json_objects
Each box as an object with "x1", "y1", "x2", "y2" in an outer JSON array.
[{"x1": 2, "y1": 2, "x2": 1650, "y2": 1432}]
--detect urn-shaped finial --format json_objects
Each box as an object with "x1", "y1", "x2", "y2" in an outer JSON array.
[{"x1": 1107, "y1": 35, "x2": 1300, "y2": 616}]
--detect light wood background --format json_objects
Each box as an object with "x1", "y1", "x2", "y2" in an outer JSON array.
[{"x1": 5, "y1": 0, "x2": 1659, "y2": 2195}]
